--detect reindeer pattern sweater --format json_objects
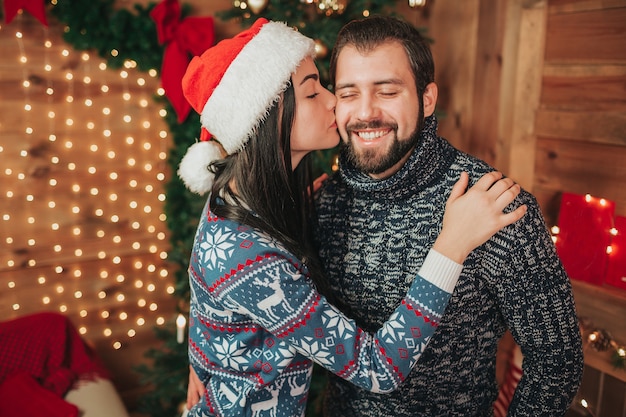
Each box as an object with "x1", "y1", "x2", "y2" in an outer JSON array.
[
  {"x1": 186, "y1": 201, "x2": 463, "y2": 417},
  {"x1": 315, "y1": 115, "x2": 584, "y2": 417}
]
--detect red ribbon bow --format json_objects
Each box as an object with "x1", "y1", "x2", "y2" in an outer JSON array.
[
  {"x1": 150, "y1": 0, "x2": 215, "y2": 123},
  {"x1": 3, "y1": 0, "x2": 48, "y2": 26}
]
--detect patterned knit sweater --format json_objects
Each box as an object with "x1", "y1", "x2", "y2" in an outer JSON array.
[
  {"x1": 187, "y1": 200, "x2": 465, "y2": 417},
  {"x1": 315, "y1": 116, "x2": 584, "y2": 417}
]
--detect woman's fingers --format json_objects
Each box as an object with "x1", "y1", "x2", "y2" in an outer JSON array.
[
  {"x1": 472, "y1": 172, "x2": 522, "y2": 211},
  {"x1": 500, "y1": 204, "x2": 528, "y2": 227},
  {"x1": 472, "y1": 171, "x2": 503, "y2": 191},
  {"x1": 449, "y1": 171, "x2": 469, "y2": 202},
  {"x1": 312, "y1": 173, "x2": 329, "y2": 193}
]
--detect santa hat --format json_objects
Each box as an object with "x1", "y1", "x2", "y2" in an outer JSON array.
[{"x1": 178, "y1": 18, "x2": 315, "y2": 194}]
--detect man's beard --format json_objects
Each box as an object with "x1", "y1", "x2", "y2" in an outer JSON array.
[{"x1": 342, "y1": 119, "x2": 423, "y2": 175}]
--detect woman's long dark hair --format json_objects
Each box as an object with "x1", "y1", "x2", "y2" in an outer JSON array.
[{"x1": 207, "y1": 81, "x2": 329, "y2": 293}]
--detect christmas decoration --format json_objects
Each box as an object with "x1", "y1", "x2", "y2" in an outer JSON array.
[
  {"x1": 554, "y1": 193, "x2": 615, "y2": 285},
  {"x1": 217, "y1": 0, "x2": 400, "y2": 88},
  {"x1": 315, "y1": 0, "x2": 349, "y2": 16},
  {"x1": 314, "y1": 38, "x2": 329, "y2": 58},
  {"x1": 150, "y1": 0, "x2": 215, "y2": 123},
  {"x1": 408, "y1": 0, "x2": 426, "y2": 7},
  {"x1": 605, "y1": 216, "x2": 626, "y2": 290},
  {"x1": 579, "y1": 317, "x2": 626, "y2": 371},
  {"x1": 247, "y1": 0, "x2": 269, "y2": 14},
  {"x1": 552, "y1": 192, "x2": 626, "y2": 292},
  {"x1": 588, "y1": 329, "x2": 612, "y2": 352},
  {"x1": 3, "y1": 0, "x2": 48, "y2": 26},
  {"x1": 47, "y1": 2, "x2": 204, "y2": 415}
]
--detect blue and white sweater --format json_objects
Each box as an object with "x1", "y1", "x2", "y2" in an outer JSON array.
[
  {"x1": 187, "y1": 200, "x2": 464, "y2": 417},
  {"x1": 315, "y1": 115, "x2": 584, "y2": 417}
]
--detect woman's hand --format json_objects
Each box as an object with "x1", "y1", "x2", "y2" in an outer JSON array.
[
  {"x1": 186, "y1": 366, "x2": 205, "y2": 411},
  {"x1": 433, "y1": 171, "x2": 527, "y2": 264},
  {"x1": 312, "y1": 173, "x2": 329, "y2": 194}
]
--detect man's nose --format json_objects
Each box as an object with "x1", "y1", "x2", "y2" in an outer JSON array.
[{"x1": 356, "y1": 95, "x2": 380, "y2": 121}]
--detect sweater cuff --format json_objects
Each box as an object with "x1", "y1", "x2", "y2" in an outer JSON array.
[{"x1": 417, "y1": 249, "x2": 463, "y2": 293}]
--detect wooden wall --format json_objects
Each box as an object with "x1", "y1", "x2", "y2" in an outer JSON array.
[
  {"x1": 415, "y1": 0, "x2": 626, "y2": 222},
  {"x1": 538, "y1": 0, "x2": 626, "y2": 392},
  {"x1": 0, "y1": 7, "x2": 176, "y2": 408},
  {"x1": 535, "y1": 0, "x2": 626, "y2": 224},
  {"x1": 409, "y1": 0, "x2": 626, "y2": 393}
]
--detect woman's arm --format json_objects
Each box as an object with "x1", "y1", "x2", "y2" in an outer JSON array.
[{"x1": 214, "y1": 171, "x2": 526, "y2": 393}]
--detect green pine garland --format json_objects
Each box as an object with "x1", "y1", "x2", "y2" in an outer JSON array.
[{"x1": 217, "y1": 0, "x2": 398, "y2": 86}]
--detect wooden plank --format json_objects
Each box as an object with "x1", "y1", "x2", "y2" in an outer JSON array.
[
  {"x1": 413, "y1": 0, "x2": 479, "y2": 151},
  {"x1": 497, "y1": 0, "x2": 548, "y2": 190},
  {"x1": 545, "y1": 7, "x2": 626, "y2": 63},
  {"x1": 0, "y1": 100, "x2": 167, "y2": 136},
  {"x1": 533, "y1": 137, "x2": 626, "y2": 216},
  {"x1": 466, "y1": 0, "x2": 507, "y2": 166},
  {"x1": 548, "y1": 0, "x2": 626, "y2": 14},
  {"x1": 537, "y1": 111, "x2": 626, "y2": 147},
  {"x1": 1, "y1": 274, "x2": 177, "y2": 332},
  {"x1": 2, "y1": 275, "x2": 175, "y2": 316},
  {"x1": 541, "y1": 73, "x2": 626, "y2": 110},
  {"x1": 543, "y1": 63, "x2": 626, "y2": 77},
  {"x1": 535, "y1": 109, "x2": 626, "y2": 146},
  {"x1": 0, "y1": 233, "x2": 170, "y2": 271}
]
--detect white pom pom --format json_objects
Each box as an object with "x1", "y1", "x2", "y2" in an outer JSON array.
[{"x1": 177, "y1": 141, "x2": 223, "y2": 194}]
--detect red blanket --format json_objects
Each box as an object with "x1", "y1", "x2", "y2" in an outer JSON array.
[{"x1": 0, "y1": 312, "x2": 111, "y2": 417}]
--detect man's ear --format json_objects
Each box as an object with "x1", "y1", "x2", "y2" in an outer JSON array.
[{"x1": 423, "y1": 82, "x2": 438, "y2": 117}]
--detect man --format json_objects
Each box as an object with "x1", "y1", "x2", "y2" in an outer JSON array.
[{"x1": 314, "y1": 15, "x2": 583, "y2": 416}]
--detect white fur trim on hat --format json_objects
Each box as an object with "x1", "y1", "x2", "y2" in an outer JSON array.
[
  {"x1": 200, "y1": 21, "x2": 315, "y2": 154},
  {"x1": 177, "y1": 141, "x2": 223, "y2": 194}
]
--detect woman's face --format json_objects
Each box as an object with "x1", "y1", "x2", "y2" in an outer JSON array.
[{"x1": 290, "y1": 57, "x2": 339, "y2": 169}]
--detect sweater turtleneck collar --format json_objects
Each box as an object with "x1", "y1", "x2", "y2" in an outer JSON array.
[{"x1": 338, "y1": 115, "x2": 456, "y2": 198}]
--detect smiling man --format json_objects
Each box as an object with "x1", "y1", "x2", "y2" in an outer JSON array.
[
  {"x1": 333, "y1": 39, "x2": 425, "y2": 180},
  {"x1": 314, "y1": 15, "x2": 583, "y2": 417}
]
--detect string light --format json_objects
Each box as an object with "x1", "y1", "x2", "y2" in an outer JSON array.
[{"x1": 1, "y1": 13, "x2": 174, "y2": 348}]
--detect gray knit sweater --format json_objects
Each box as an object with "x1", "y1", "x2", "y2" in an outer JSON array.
[{"x1": 314, "y1": 116, "x2": 583, "y2": 417}]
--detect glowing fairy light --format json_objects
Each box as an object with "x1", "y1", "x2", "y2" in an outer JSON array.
[{"x1": 3, "y1": 19, "x2": 173, "y2": 353}]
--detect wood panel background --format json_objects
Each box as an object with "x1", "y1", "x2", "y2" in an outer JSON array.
[
  {"x1": 1, "y1": 0, "x2": 625, "y2": 412},
  {"x1": 0, "y1": 4, "x2": 178, "y2": 410},
  {"x1": 411, "y1": 0, "x2": 626, "y2": 389}
]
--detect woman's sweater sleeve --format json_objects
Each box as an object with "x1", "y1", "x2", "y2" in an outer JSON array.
[{"x1": 218, "y1": 248, "x2": 462, "y2": 393}]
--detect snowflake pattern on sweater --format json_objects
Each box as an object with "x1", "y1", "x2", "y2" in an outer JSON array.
[
  {"x1": 187, "y1": 202, "x2": 460, "y2": 417},
  {"x1": 315, "y1": 115, "x2": 583, "y2": 417}
]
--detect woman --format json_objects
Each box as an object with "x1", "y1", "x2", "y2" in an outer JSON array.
[{"x1": 178, "y1": 18, "x2": 526, "y2": 417}]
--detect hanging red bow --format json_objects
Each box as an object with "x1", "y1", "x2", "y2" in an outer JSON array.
[
  {"x1": 150, "y1": 0, "x2": 215, "y2": 123},
  {"x1": 3, "y1": 0, "x2": 48, "y2": 26}
]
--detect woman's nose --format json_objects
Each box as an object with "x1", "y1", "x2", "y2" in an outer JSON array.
[{"x1": 324, "y1": 88, "x2": 337, "y2": 110}]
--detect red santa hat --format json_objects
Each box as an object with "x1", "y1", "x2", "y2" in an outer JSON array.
[{"x1": 178, "y1": 18, "x2": 315, "y2": 194}]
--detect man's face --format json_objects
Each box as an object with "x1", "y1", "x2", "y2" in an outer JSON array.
[{"x1": 334, "y1": 41, "x2": 421, "y2": 179}]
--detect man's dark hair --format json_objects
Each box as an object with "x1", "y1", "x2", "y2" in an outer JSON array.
[{"x1": 329, "y1": 15, "x2": 435, "y2": 120}]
